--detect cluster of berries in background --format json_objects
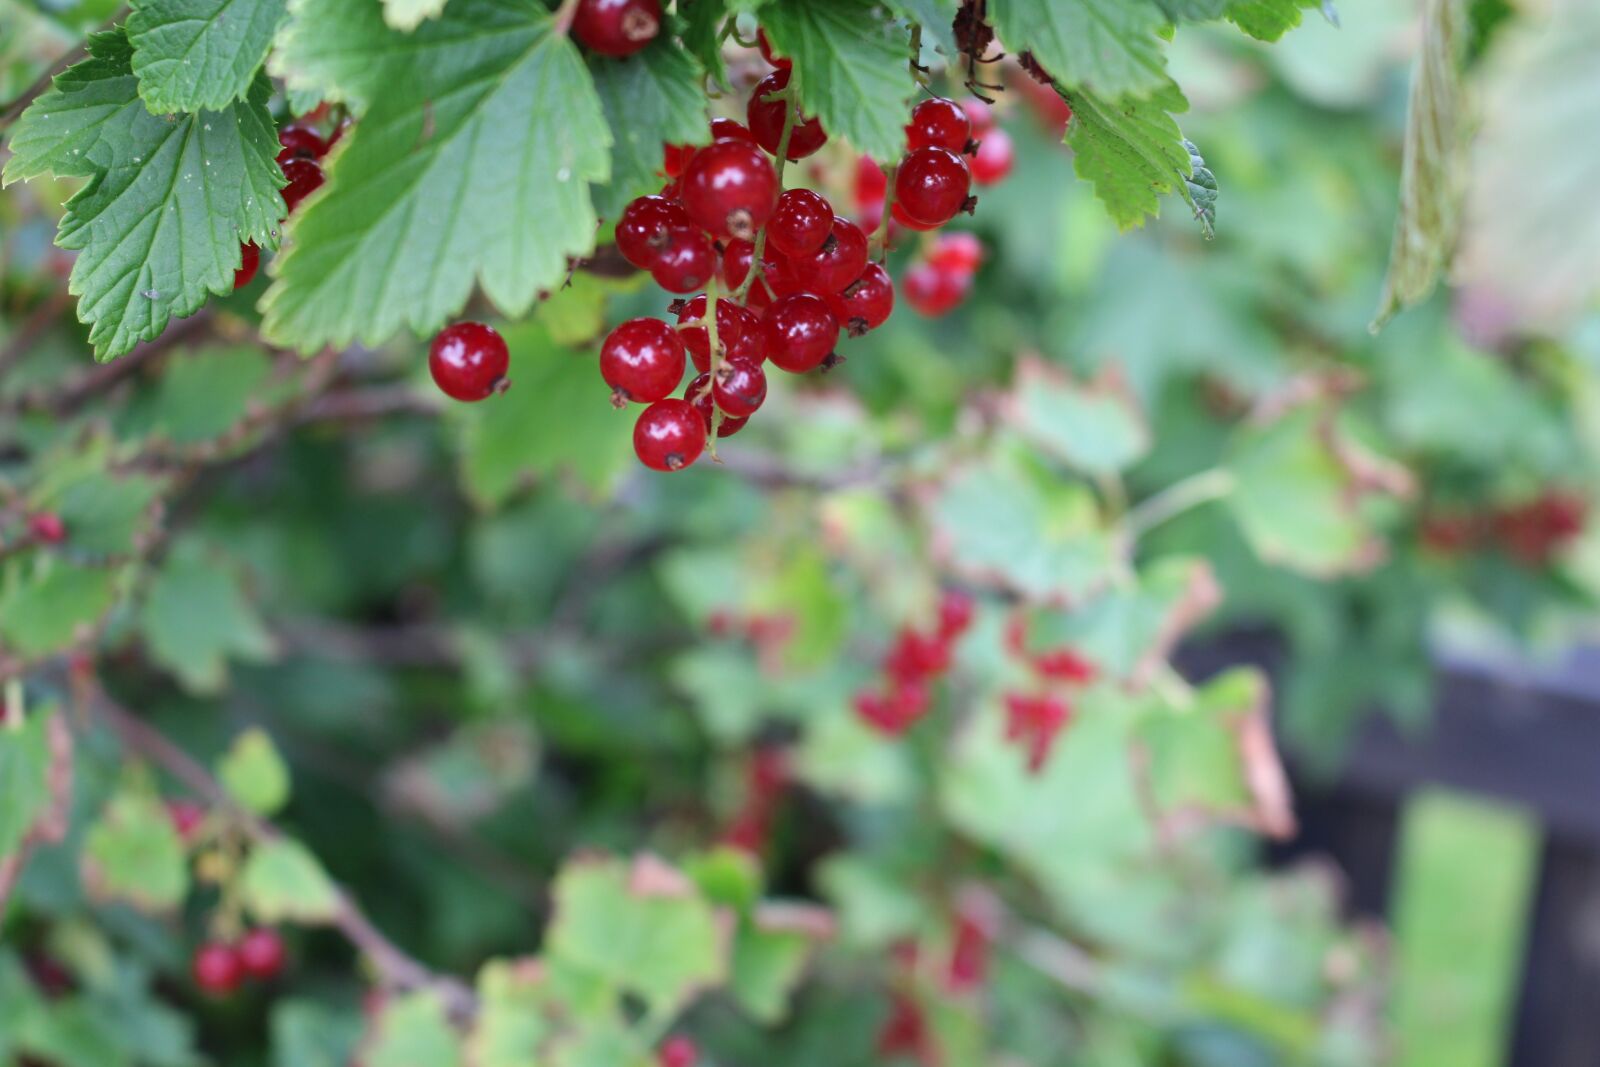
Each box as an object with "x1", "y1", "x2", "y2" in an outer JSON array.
[
  {"x1": 233, "y1": 105, "x2": 345, "y2": 291},
  {"x1": 721, "y1": 744, "x2": 791, "y2": 856},
  {"x1": 853, "y1": 590, "x2": 975, "y2": 735},
  {"x1": 1001, "y1": 614, "x2": 1097, "y2": 773},
  {"x1": 878, "y1": 893, "x2": 1000, "y2": 1063},
  {"x1": 191, "y1": 928, "x2": 287, "y2": 997},
  {"x1": 1419, "y1": 490, "x2": 1588, "y2": 566}
]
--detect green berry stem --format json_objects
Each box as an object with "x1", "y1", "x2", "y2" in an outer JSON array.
[
  {"x1": 702, "y1": 275, "x2": 725, "y2": 455},
  {"x1": 732, "y1": 84, "x2": 800, "y2": 307}
]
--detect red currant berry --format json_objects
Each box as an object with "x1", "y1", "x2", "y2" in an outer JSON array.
[
  {"x1": 616, "y1": 195, "x2": 690, "y2": 269},
  {"x1": 886, "y1": 628, "x2": 952, "y2": 682},
  {"x1": 276, "y1": 122, "x2": 327, "y2": 166},
  {"x1": 326, "y1": 114, "x2": 354, "y2": 149},
  {"x1": 936, "y1": 590, "x2": 975, "y2": 638},
  {"x1": 709, "y1": 117, "x2": 756, "y2": 143},
  {"x1": 659, "y1": 1036, "x2": 699, "y2": 1067},
  {"x1": 855, "y1": 156, "x2": 888, "y2": 209},
  {"x1": 789, "y1": 217, "x2": 869, "y2": 295},
  {"x1": 906, "y1": 97, "x2": 972, "y2": 153},
  {"x1": 681, "y1": 140, "x2": 779, "y2": 241},
  {"x1": 902, "y1": 263, "x2": 969, "y2": 317},
  {"x1": 747, "y1": 68, "x2": 828, "y2": 161},
  {"x1": 634, "y1": 398, "x2": 708, "y2": 471},
  {"x1": 237, "y1": 928, "x2": 286, "y2": 981},
  {"x1": 601, "y1": 317, "x2": 687, "y2": 405},
  {"x1": 27, "y1": 511, "x2": 66, "y2": 545},
  {"x1": 429, "y1": 322, "x2": 510, "y2": 401},
  {"x1": 714, "y1": 357, "x2": 767, "y2": 417},
  {"x1": 890, "y1": 200, "x2": 940, "y2": 232},
  {"x1": 676, "y1": 295, "x2": 761, "y2": 372},
  {"x1": 650, "y1": 225, "x2": 717, "y2": 293},
  {"x1": 662, "y1": 141, "x2": 697, "y2": 178},
  {"x1": 192, "y1": 942, "x2": 243, "y2": 996},
  {"x1": 961, "y1": 98, "x2": 995, "y2": 136},
  {"x1": 685, "y1": 374, "x2": 748, "y2": 437},
  {"x1": 834, "y1": 263, "x2": 894, "y2": 336},
  {"x1": 280, "y1": 158, "x2": 325, "y2": 214},
  {"x1": 927, "y1": 232, "x2": 983, "y2": 276},
  {"x1": 970, "y1": 128, "x2": 1014, "y2": 185},
  {"x1": 767, "y1": 189, "x2": 834, "y2": 257},
  {"x1": 1033, "y1": 648, "x2": 1096, "y2": 684},
  {"x1": 721, "y1": 239, "x2": 797, "y2": 301},
  {"x1": 756, "y1": 29, "x2": 788, "y2": 69},
  {"x1": 895, "y1": 147, "x2": 974, "y2": 227},
  {"x1": 571, "y1": 0, "x2": 661, "y2": 57},
  {"x1": 233, "y1": 242, "x2": 260, "y2": 290},
  {"x1": 763, "y1": 293, "x2": 839, "y2": 374},
  {"x1": 167, "y1": 799, "x2": 205, "y2": 841}
]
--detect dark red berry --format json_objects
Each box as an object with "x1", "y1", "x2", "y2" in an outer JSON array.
[
  {"x1": 714, "y1": 357, "x2": 767, "y2": 417},
  {"x1": 833, "y1": 263, "x2": 894, "y2": 336},
  {"x1": 167, "y1": 799, "x2": 205, "y2": 841},
  {"x1": 686, "y1": 374, "x2": 748, "y2": 437},
  {"x1": 789, "y1": 217, "x2": 868, "y2": 294},
  {"x1": 676, "y1": 294, "x2": 762, "y2": 372},
  {"x1": 571, "y1": 0, "x2": 661, "y2": 57},
  {"x1": 895, "y1": 147, "x2": 972, "y2": 226},
  {"x1": 233, "y1": 242, "x2": 260, "y2": 290},
  {"x1": 767, "y1": 189, "x2": 834, "y2": 257},
  {"x1": 709, "y1": 117, "x2": 756, "y2": 143},
  {"x1": 616, "y1": 195, "x2": 690, "y2": 269},
  {"x1": 237, "y1": 928, "x2": 286, "y2": 981},
  {"x1": 890, "y1": 200, "x2": 940, "y2": 232},
  {"x1": 27, "y1": 512, "x2": 66, "y2": 544},
  {"x1": 659, "y1": 1036, "x2": 699, "y2": 1067},
  {"x1": 662, "y1": 141, "x2": 697, "y2": 178},
  {"x1": 681, "y1": 140, "x2": 779, "y2": 241},
  {"x1": 907, "y1": 97, "x2": 971, "y2": 153},
  {"x1": 762, "y1": 293, "x2": 839, "y2": 373},
  {"x1": 928, "y1": 232, "x2": 983, "y2": 276},
  {"x1": 634, "y1": 398, "x2": 708, "y2": 471},
  {"x1": 902, "y1": 263, "x2": 969, "y2": 317},
  {"x1": 756, "y1": 29, "x2": 788, "y2": 69},
  {"x1": 601, "y1": 317, "x2": 686, "y2": 405},
  {"x1": 276, "y1": 122, "x2": 327, "y2": 165},
  {"x1": 721, "y1": 238, "x2": 797, "y2": 301},
  {"x1": 192, "y1": 942, "x2": 243, "y2": 996},
  {"x1": 280, "y1": 158, "x2": 325, "y2": 214},
  {"x1": 747, "y1": 67, "x2": 827, "y2": 161},
  {"x1": 971, "y1": 128, "x2": 1014, "y2": 185},
  {"x1": 650, "y1": 225, "x2": 717, "y2": 293},
  {"x1": 429, "y1": 322, "x2": 510, "y2": 402}
]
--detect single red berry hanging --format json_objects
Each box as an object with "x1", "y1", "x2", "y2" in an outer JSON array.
[
  {"x1": 680, "y1": 140, "x2": 779, "y2": 241},
  {"x1": 429, "y1": 322, "x2": 510, "y2": 402},
  {"x1": 650, "y1": 225, "x2": 717, "y2": 293},
  {"x1": 902, "y1": 263, "x2": 969, "y2": 317},
  {"x1": 233, "y1": 242, "x2": 260, "y2": 290},
  {"x1": 896, "y1": 148, "x2": 973, "y2": 227},
  {"x1": 971, "y1": 128, "x2": 1014, "y2": 185},
  {"x1": 833, "y1": 263, "x2": 894, "y2": 336},
  {"x1": 236, "y1": 928, "x2": 287, "y2": 981},
  {"x1": 763, "y1": 293, "x2": 839, "y2": 373},
  {"x1": 280, "y1": 158, "x2": 325, "y2": 214},
  {"x1": 166, "y1": 799, "x2": 205, "y2": 841},
  {"x1": 714, "y1": 357, "x2": 767, "y2": 418},
  {"x1": 789, "y1": 217, "x2": 868, "y2": 295},
  {"x1": 676, "y1": 294, "x2": 761, "y2": 372},
  {"x1": 685, "y1": 374, "x2": 748, "y2": 437},
  {"x1": 276, "y1": 122, "x2": 327, "y2": 165},
  {"x1": 961, "y1": 98, "x2": 995, "y2": 136},
  {"x1": 26, "y1": 511, "x2": 66, "y2": 545},
  {"x1": 192, "y1": 942, "x2": 243, "y2": 996},
  {"x1": 634, "y1": 398, "x2": 708, "y2": 471},
  {"x1": 756, "y1": 29, "x2": 788, "y2": 69},
  {"x1": 571, "y1": 0, "x2": 661, "y2": 57},
  {"x1": 927, "y1": 232, "x2": 983, "y2": 276},
  {"x1": 767, "y1": 189, "x2": 835, "y2": 257},
  {"x1": 747, "y1": 68, "x2": 828, "y2": 161},
  {"x1": 907, "y1": 97, "x2": 972, "y2": 153},
  {"x1": 658, "y1": 1036, "x2": 699, "y2": 1067},
  {"x1": 709, "y1": 117, "x2": 756, "y2": 143},
  {"x1": 601, "y1": 317, "x2": 687, "y2": 405},
  {"x1": 616, "y1": 195, "x2": 690, "y2": 269}
]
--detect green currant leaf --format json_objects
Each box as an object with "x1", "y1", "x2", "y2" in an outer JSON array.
[
  {"x1": 38, "y1": 469, "x2": 168, "y2": 560},
  {"x1": 759, "y1": 0, "x2": 916, "y2": 161},
  {"x1": 468, "y1": 961, "x2": 549, "y2": 1067},
  {"x1": 589, "y1": 39, "x2": 708, "y2": 220},
  {"x1": 83, "y1": 791, "x2": 189, "y2": 911},
  {"x1": 366, "y1": 994, "x2": 463, "y2": 1067},
  {"x1": 271, "y1": 1000, "x2": 364, "y2": 1067},
  {"x1": 138, "y1": 540, "x2": 277, "y2": 694},
  {"x1": 885, "y1": 0, "x2": 960, "y2": 58},
  {"x1": 126, "y1": 0, "x2": 289, "y2": 113},
  {"x1": 1065, "y1": 82, "x2": 1214, "y2": 234},
  {"x1": 1156, "y1": 0, "x2": 1229, "y2": 18},
  {"x1": 0, "y1": 563, "x2": 124, "y2": 660},
  {"x1": 987, "y1": 0, "x2": 1169, "y2": 99},
  {"x1": 380, "y1": 0, "x2": 448, "y2": 31},
  {"x1": 1005, "y1": 358, "x2": 1151, "y2": 475},
  {"x1": 217, "y1": 728, "x2": 291, "y2": 817},
  {"x1": 241, "y1": 838, "x2": 341, "y2": 924},
  {"x1": 729, "y1": 910, "x2": 823, "y2": 1024},
  {"x1": 1, "y1": 31, "x2": 284, "y2": 362},
  {"x1": 0, "y1": 709, "x2": 56, "y2": 858},
  {"x1": 264, "y1": 0, "x2": 610, "y2": 350},
  {"x1": 1226, "y1": 0, "x2": 1330, "y2": 41},
  {"x1": 120, "y1": 345, "x2": 289, "y2": 445},
  {"x1": 677, "y1": 0, "x2": 730, "y2": 87}
]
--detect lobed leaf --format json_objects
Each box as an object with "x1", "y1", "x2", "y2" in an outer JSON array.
[
  {"x1": 126, "y1": 0, "x2": 288, "y2": 113},
  {"x1": 1065, "y1": 82, "x2": 1212, "y2": 233},
  {"x1": 589, "y1": 40, "x2": 708, "y2": 220},
  {"x1": 987, "y1": 0, "x2": 1169, "y2": 99}
]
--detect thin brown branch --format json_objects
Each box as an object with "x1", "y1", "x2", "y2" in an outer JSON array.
[
  {"x1": 0, "y1": 309, "x2": 215, "y2": 417},
  {"x1": 297, "y1": 385, "x2": 443, "y2": 424}
]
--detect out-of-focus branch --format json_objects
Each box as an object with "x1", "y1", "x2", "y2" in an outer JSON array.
[
  {"x1": 0, "y1": 712, "x2": 73, "y2": 912},
  {"x1": 0, "y1": 290, "x2": 72, "y2": 379},
  {"x1": 0, "y1": 310, "x2": 215, "y2": 417}
]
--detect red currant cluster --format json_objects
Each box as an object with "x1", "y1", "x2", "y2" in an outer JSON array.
[
  {"x1": 21, "y1": 510, "x2": 66, "y2": 546},
  {"x1": 853, "y1": 591, "x2": 975, "y2": 735},
  {"x1": 234, "y1": 107, "x2": 345, "y2": 290},
  {"x1": 191, "y1": 928, "x2": 286, "y2": 996},
  {"x1": 1419, "y1": 490, "x2": 1587, "y2": 566},
  {"x1": 903, "y1": 231, "x2": 984, "y2": 317},
  {"x1": 1001, "y1": 615, "x2": 1097, "y2": 773},
  {"x1": 722, "y1": 744, "x2": 791, "y2": 856}
]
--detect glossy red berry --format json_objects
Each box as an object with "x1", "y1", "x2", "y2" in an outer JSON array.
[
  {"x1": 789, "y1": 217, "x2": 868, "y2": 294},
  {"x1": 676, "y1": 295, "x2": 762, "y2": 372},
  {"x1": 747, "y1": 68, "x2": 828, "y2": 161},
  {"x1": 971, "y1": 128, "x2": 1014, "y2": 185},
  {"x1": 756, "y1": 29, "x2": 788, "y2": 69},
  {"x1": 237, "y1": 928, "x2": 286, "y2": 981},
  {"x1": 767, "y1": 189, "x2": 834, "y2": 257},
  {"x1": 167, "y1": 799, "x2": 205, "y2": 841},
  {"x1": 616, "y1": 195, "x2": 690, "y2": 269},
  {"x1": 927, "y1": 232, "x2": 983, "y2": 276},
  {"x1": 680, "y1": 139, "x2": 779, "y2": 241},
  {"x1": 192, "y1": 942, "x2": 243, "y2": 996},
  {"x1": 721, "y1": 238, "x2": 796, "y2": 302},
  {"x1": 659, "y1": 1036, "x2": 699, "y2": 1067},
  {"x1": 27, "y1": 511, "x2": 66, "y2": 545},
  {"x1": 902, "y1": 263, "x2": 969, "y2": 317},
  {"x1": 662, "y1": 142, "x2": 697, "y2": 178},
  {"x1": 762, "y1": 293, "x2": 839, "y2": 374},
  {"x1": 890, "y1": 200, "x2": 940, "y2": 232},
  {"x1": 233, "y1": 242, "x2": 260, "y2": 290},
  {"x1": 429, "y1": 322, "x2": 510, "y2": 402},
  {"x1": 834, "y1": 263, "x2": 894, "y2": 336},
  {"x1": 601, "y1": 317, "x2": 686, "y2": 405},
  {"x1": 571, "y1": 0, "x2": 661, "y2": 57},
  {"x1": 895, "y1": 148, "x2": 973, "y2": 226},
  {"x1": 280, "y1": 158, "x2": 325, "y2": 214},
  {"x1": 650, "y1": 225, "x2": 717, "y2": 293},
  {"x1": 961, "y1": 98, "x2": 995, "y2": 136},
  {"x1": 634, "y1": 398, "x2": 708, "y2": 471},
  {"x1": 714, "y1": 357, "x2": 767, "y2": 418},
  {"x1": 276, "y1": 122, "x2": 327, "y2": 165},
  {"x1": 709, "y1": 117, "x2": 756, "y2": 143},
  {"x1": 685, "y1": 374, "x2": 748, "y2": 437},
  {"x1": 907, "y1": 97, "x2": 972, "y2": 153}
]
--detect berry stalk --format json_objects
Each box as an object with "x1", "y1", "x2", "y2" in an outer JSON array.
[{"x1": 731, "y1": 84, "x2": 802, "y2": 307}]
